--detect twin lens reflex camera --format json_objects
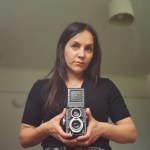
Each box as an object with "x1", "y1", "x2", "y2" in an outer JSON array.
[{"x1": 61, "y1": 88, "x2": 87, "y2": 138}]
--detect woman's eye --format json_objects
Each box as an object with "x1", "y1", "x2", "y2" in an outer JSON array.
[
  {"x1": 85, "y1": 46, "x2": 93, "y2": 52},
  {"x1": 71, "y1": 43, "x2": 80, "y2": 49}
]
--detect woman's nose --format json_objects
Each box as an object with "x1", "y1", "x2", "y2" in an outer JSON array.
[{"x1": 78, "y1": 48, "x2": 85, "y2": 58}]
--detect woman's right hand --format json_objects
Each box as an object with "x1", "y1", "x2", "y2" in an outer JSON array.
[
  {"x1": 20, "y1": 108, "x2": 77, "y2": 148},
  {"x1": 42, "y1": 108, "x2": 78, "y2": 147}
]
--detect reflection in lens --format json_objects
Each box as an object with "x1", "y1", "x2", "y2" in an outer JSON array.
[{"x1": 72, "y1": 120, "x2": 81, "y2": 129}]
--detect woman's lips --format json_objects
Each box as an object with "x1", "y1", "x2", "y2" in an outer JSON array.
[{"x1": 74, "y1": 61, "x2": 85, "y2": 65}]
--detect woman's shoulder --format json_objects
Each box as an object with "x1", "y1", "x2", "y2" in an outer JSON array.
[
  {"x1": 85, "y1": 77, "x2": 115, "y2": 89},
  {"x1": 96, "y1": 77, "x2": 121, "y2": 94},
  {"x1": 97, "y1": 77, "x2": 113, "y2": 84},
  {"x1": 35, "y1": 78, "x2": 49, "y2": 84},
  {"x1": 31, "y1": 78, "x2": 50, "y2": 90},
  {"x1": 34, "y1": 78, "x2": 49, "y2": 84},
  {"x1": 96, "y1": 77, "x2": 117, "y2": 89}
]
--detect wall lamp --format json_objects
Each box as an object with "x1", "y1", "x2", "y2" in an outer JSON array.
[{"x1": 108, "y1": 0, "x2": 134, "y2": 26}]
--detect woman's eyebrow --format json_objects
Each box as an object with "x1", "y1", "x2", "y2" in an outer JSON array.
[{"x1": 86, "y1": 43, "x2": 94, "y2": 47}]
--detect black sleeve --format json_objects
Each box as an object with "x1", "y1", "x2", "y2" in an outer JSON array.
[
  {"x1": 108, "y1": 79, "x2": 130, "y2": 123},
  {"x1": 21, "y1": 80, "x2": 43, "y2": 126}
]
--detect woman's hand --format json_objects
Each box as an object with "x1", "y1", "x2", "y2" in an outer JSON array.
[
  {"x1": 43, "y1": 108, "x2": 78, "y2": 147},
  {"x1": 19, "y1": 108, "x2": 78, "y2": 148},
  {"x1": 75, "y1": 108, "x2": 137, "y2": 146},
  {"x1": 76, "y1": 108, "x2": 103, "y2": 147}
]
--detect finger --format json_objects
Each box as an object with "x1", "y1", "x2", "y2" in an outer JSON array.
[
  {"x1": 56, "y1": 125, "x2": 72, "y2": 138},
  {"x1": 76, "y1": 135, "x2": 87, "y2": 141},
  {"x1": 86, "y1": 108, "x2": 92, "y2": 119},
  {"x1": 86, "y1": 108, "x2": 95, "y2": 123},
  {"x1": 77, "y1": 124, "x2": 92, "y2": 141},
  {"x1": 58, "y1": 131, "x2": 72, "y2": 139},
  {"x1": 56, "y1": 108, "x2": 66, "y2": 120},
  {"x1": 77, "y1": 131, "x2": 91, "y2": 141},
  {"x1": 76, "y1": 134, "x2": 94, "y2": 147},
  {"x1": 76, "y1": 139, "x2": 90, "y2": 147}
]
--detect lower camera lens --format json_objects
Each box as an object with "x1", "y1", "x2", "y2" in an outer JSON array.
[
  {"x1": 72, "y1": 120, "x2": 81, "y2": 129},
  {"x1": 69, "y1": 118, "x2": 83, "y2": 133}
]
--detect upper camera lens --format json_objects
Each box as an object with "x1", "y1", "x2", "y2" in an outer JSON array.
[{"x1": 71, "y1": 108, "x2": 81, "y2": 117}]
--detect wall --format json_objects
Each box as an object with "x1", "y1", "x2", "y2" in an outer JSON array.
[
  {"x1": 0, "y1": 68, "x2": 46, "y2": 150},
  {"x1": 110, "y1": 97, "x2": 150, "y2": 149},
  {"x1": 0, "y1": 68, "x2": 150, "y2": 150}
]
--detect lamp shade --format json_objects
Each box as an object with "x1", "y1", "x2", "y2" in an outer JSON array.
[{"x1": 108, "y1": 0, "x2": 134, "y2": 26}]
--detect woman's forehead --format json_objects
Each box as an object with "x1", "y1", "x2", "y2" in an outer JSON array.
[{"x1": 68, "y1": 30, "x2": 94, "y2": 44}]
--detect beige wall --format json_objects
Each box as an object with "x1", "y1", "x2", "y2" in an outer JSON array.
[{"x1": 0, "y1": 68, "x2": 149, "y2": 97}]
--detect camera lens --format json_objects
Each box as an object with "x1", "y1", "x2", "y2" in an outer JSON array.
[
  {"x1": 69, "y1": 118, "x2": 83, "y2": 133},
  {"x1": 71, "y1": 108, "x2": 81, "y2": 118},
  {"x1": 72, "y1": 120, "x2": 81, "y2": 129}
]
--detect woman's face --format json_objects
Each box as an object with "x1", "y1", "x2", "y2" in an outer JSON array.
[{"x1": 64, "y1": 30, "x2": 94, "y2": 76}]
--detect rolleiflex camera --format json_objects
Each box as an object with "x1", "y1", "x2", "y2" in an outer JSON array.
[{"x1": 61, "y1": 88, "x2": 87, "y2": 138}]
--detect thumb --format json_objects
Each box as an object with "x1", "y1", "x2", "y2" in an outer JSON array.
[
  {"x1": 86, "y1": 108, "x2": 93, "y2": 121},
  {"x1": 57, "y1": 108, "x2": 66, "y2": 120}
]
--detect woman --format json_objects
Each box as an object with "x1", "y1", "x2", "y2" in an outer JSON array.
[{"x1": 19, "y1": 22, "x2": 137, "y2": 150}]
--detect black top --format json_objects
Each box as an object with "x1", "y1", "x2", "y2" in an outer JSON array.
[{"x1": 22, "y1": 77, "x2": 130, "y2": 149}]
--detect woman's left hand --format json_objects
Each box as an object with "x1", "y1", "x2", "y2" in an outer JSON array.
[{"x1": 76, "y1": 108, "x2": 103, "y2": 147}]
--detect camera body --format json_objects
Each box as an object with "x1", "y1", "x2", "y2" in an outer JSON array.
[{"x1": 61, "y1": 88, "x2": 87, "y2": 138}]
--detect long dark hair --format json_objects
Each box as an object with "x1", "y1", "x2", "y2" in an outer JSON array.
[{"x1": 44, "y1": 22, "x2": 102, "y2": 115}]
